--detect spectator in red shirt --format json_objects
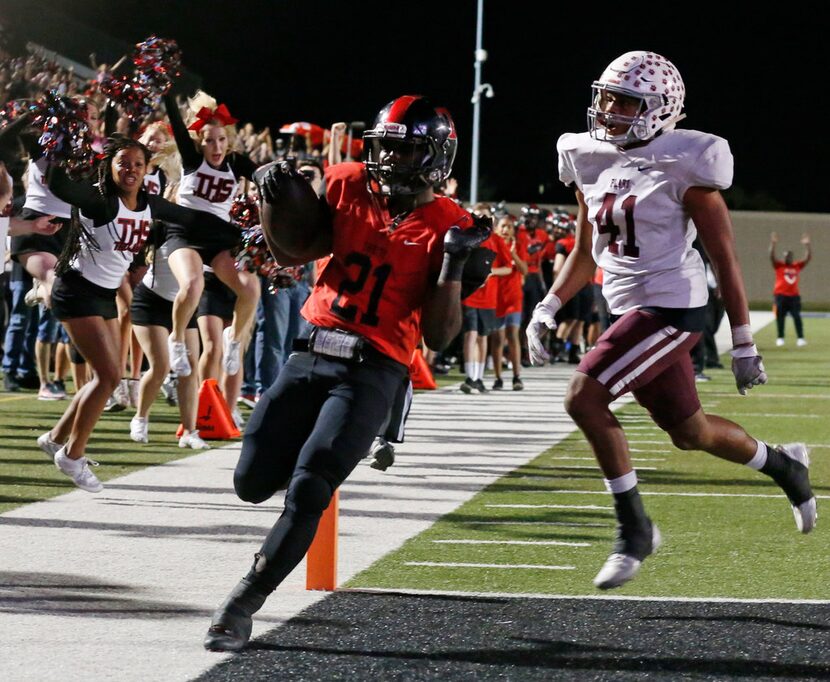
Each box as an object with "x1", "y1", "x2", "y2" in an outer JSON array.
[
  {"x1": 489, "y1": 213, "x2": 528, "y2": 390},
  {"x1": 770, "y1": 232, "x2": 811, "y2": 347},
  {"x1": 459, "y1": 203, "x2": 512, "y2": 393}
]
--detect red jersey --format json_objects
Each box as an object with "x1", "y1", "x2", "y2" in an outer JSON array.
[
  {"x1": 302, "y1": 162, "x2": 474, "y2": 366},
  {"x1": 496, "y1": 235, "x2": 527, "y2": 317},
  {"x1": 463, "y1": 232, "x2": 512, "y2": 310},
  {"x1": 773, "y1": 260, "x2": 806, "y2": 297},
  {"x1": 519, "y1": 227, "x2": 548, "y2": 273}
]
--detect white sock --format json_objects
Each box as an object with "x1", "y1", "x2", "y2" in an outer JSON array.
[
  {"x1": 464, "y1": 362, "x2": 476, "y2": 380},
  {"x1": 475, "y1": 362, "x2": 485, "y2": 380},
  {"x1": 603, "y1": 470, "x2": 638, "y2": 494},
  {"x1": 745, "y1": 440, "x2": 768, "y2": 470}
]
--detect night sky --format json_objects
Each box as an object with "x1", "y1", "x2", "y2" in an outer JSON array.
[{"x1": 3, "y1": 1, "x2": 826, "y2": 212}]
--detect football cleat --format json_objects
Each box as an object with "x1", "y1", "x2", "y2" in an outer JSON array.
[
  {"x1": 369, "y1": 437, "x2": 395, "y2": 471},
  {"x1": 774, "y1": 443, "x2": 816, "y2": 534},
  {"x1": 593, "y1": 524, "x2": 661, "y2": 590}
]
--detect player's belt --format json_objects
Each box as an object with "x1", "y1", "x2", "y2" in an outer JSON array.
[{"x1": 293, "y1": 327, "x2": 364, "y2": 362}]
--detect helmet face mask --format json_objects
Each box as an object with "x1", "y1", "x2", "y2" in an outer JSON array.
[
  {"x1": 363, "y1": 95, "x2": 457, "y2": 196},
  {"x1": 588, "y1": 51, "x2": 686, "y2": 147}
]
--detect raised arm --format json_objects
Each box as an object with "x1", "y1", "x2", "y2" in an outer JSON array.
[
  {"x1": 801, "y1": 233, "x2": 812, "y2": 266},
  {"x1": 769, "y1": 231, "x2": 778, "y2": 266},
  {"x1": 162, "y1": 93, "x2": 202, "y2": 170}
]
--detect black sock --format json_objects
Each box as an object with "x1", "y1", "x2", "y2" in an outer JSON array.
[
  {"x1": 611, "y1": 487, "x2": 654, "y2": 560},
  {"x1": 760, "y1": 445, "x2": 813, "y2": 506}
]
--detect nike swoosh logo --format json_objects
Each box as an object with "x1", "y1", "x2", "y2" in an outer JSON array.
[
  {"x1": 637, "y1": 165, "x2": 652, "y2": 172},
  {"x1": 404, "y1": 240, "x2": 420, "y2": 246}
]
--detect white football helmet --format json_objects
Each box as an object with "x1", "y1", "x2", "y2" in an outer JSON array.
[{"x1": 588, "y1": 51, "x2": 686, "y2": 146}]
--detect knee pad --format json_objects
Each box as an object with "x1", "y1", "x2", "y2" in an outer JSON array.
[{"x1": 285, "y1": 471, "x2": 333, "y2": 516}]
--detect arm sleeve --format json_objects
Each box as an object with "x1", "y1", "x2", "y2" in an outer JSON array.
[
  {"x1": 148, "y1": 193, "x2": 238, "y2": 233},
  {"x1": 229, "y1": 152, "x2": 257, "y2": 181},
  {"x1": 46, "y1": 166, "x2": 113, "y2": 220},
  {"x1": 0, "y1": 113, "x2": 41, "y2": 164},
  {"x1": 162, "y1": 93, "x2": 202, "y2": 171}
]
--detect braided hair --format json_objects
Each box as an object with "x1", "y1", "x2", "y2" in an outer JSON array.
[{"x1": 56, "y1": 134, "x2": 152, "y2": 275}]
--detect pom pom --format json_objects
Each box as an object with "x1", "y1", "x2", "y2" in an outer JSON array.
[
  {"x1": 229, "y1": 193, "x2": 260, "y2": 229},
  {"x1": 100, "y1": 73, "x2": 157, "y2": 122},
  {"x1": 132, "y1": 35, "x2": 182, "y2": 96},
  {"x1": 30, "y1": 91, "x2": 98, "y2": 180}
]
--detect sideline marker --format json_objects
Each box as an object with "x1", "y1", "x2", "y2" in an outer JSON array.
[
  {"x1": 306, "y1": 489, "x2": 339, "y2": 590},
  {"x1": 176, "y1": 378, "x2": 240, "y2": 439}
]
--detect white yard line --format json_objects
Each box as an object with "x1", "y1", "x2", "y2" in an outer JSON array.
[
  {"x1": 404, "y1": 561, "x2": 575, "y2": 571},
  {"x1": 431, "y1": 539, "x2": 590, "y2": 547}
]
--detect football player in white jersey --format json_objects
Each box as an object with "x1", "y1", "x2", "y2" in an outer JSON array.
[{"x1": 527, "y1": 51, "x2": 816, "y2": 590}]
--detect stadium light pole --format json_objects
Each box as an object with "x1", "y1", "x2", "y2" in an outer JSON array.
[{"x1": 469, "y1": 0, "x2": 494, "y2": 205}]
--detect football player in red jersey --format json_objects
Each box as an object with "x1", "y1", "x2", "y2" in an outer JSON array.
[{"x1": 203, "y1": 95, "x2": 490, "y2": 652}]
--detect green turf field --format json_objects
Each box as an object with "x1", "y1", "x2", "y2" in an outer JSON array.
[
  {"x1": 0, "y1": 389, "x2": 242, "y2": 513},
  {"x1": 347, "y1": 319, "x2": 830, "y2": 599}
]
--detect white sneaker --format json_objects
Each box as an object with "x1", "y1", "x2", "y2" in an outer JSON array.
[
  {"x1": 114, "y1": 378, "x2": 130, "y2": 408},
  {"x1": 103, "y1": 394, "x2": 125, "y2": 413},
  {"x1": 222, "y1": 327, "x2": 241, "y2": 376},
  {"x1": 777, "y1": 442, "x2": 817, "y2": 534},
  {"x1": 162, "y1": 373, "x2": 178, "y2": 406},
  {"x1": 179, "y1": 429, "x2": 210, "y2": 450},
  {"x1": 593, "y1": 525, "x2": 662, "y2": 590},
  {"x1": 128, "y1": 378, "x2": 140, "y2": 407},
  {"x1": 231, "y1": 407, "x2": 245, "y2": 430},
  {"x1": 24, "y1": 280, "x2": 42, "y2": 307},
  {"x1": 54, "y1": 447, "x2": 103, "y2": 493},
  {"x1": 776, "y1": 338, "x2": 785, "y2": 347},
  {"x1": 130, "y1": 416, "x2": 149, "y2": 444},
  {"x1": 37, "y1": 431, "x2": 63, "y2": 459},
  {"x1": 797, "y1": 338, "x2": 807, "y2": 347},
  {"x1": 168, "y1": 334, "x2": 192, "y2": 377}
]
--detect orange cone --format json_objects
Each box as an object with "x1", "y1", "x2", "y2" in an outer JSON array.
[
  {"x1": 176, "y1": 378, "x2": 240, "y2": 439},
  {"x1": 306, "y1": 489, "x2": 339, "y2": 590},
  {"x1": 409, "y1": 348, "x2": 437, "y2": 390}
]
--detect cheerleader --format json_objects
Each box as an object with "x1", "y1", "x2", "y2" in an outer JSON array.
[
  {"x1": 162, "y1": 90, "x2": 260, "y2": 378},
  {"x1": 39, "y1": 135, "x2": 238, "y2": 492},
  {"x1": 128, "y1": 237, "x2": 208, "y2": 449}
]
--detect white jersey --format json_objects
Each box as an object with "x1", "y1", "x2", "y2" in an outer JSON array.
[
  {"x1": 142, "y1": 239, "x2": 179, "y2": 302},
  {"x1": 557, "y1": 129, "x2": 733, "y2": 314},
  {"x1": 22, "y1": 157, "x2": 73, "y2": 219},
  {"x1": 176, "y1": 158, "x2": 237, "y2": 219},
  {"x1": 0, "y1": 169, "x2": 12, "y2": 266},
  {"x1": 72, "y1": 198, "x2": 152, "y2": 289},
  {"x1": 144, "y1": 170, "x2": 163, "y2": 196}
]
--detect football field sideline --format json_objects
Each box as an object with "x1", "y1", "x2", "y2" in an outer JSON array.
[{"x1": 6, "y1": 310, "x2": 829, "y2": 682}]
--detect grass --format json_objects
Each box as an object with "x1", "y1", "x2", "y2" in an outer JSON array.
[
  {"x1": 347, "y1": 319, "x2": 830, "y2": 599},
  {"x1": 0, "y1": 389, "x2": 242, "y2": 514}
]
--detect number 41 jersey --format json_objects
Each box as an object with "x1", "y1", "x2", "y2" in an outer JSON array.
[
  {"x1": 557, "y1": 129, "x2": 733, "y2": 315},
  {"x1": 302, "y1": 162, "x2": 474, "y2": 366}
]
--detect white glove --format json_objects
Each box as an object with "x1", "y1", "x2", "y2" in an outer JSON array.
[
  {"x1": 730, "y1": 344, "x2": 767, "y2": 395},
  {"x1": 526, "y1": 294, "x2": 561, "y2": 366}
]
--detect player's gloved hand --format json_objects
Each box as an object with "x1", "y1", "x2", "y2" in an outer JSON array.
[
  {"x1": 439, "y1": 214, "x2": 492, "y2": 283},
  {"x1": 253, "y1": 160, "x2": 303, "y2": 205},
  {"x1": 730, "y1": 344, "x2": 767, "y2": 395},
  {"x1": 526, "y1": 293, "x2": 561, "y2": 366},
  {"x1": 527, "y1": 242, "x2": 544, "y2": 255}
]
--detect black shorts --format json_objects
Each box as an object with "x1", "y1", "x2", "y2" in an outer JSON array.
[
  {"x1": 462, "y1": 305, "x2": 497, "y2": 336},
  {"x1": 197, "y1": 271, "x2": 237, "y2": 321},
  {"x1": 131, "y1": 282, "x2": 197, "y2": 331},
  {"x1": 10, "y1": 208, "x2": 70, "y2": 261},
  {"x1": 163, "y1": 221, "x2": 241, "y2": 266},
  {"x1": 51, "y1": 269, "x2": 118, "y2": 321}
]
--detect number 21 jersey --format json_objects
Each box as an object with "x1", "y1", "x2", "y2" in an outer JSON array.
[{"x1": 302, "y1": 162, "x2": 473, "y2": 366}]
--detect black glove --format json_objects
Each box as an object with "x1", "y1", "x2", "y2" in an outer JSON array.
[
  {"x1": 461, "y1": 246, "x2": 496, "y2": 299},
  {"x1": 527, "y1": 242, "x2": 544, "y2": 255},
  {"x1": 439, "y1": 214, "x2": 492, "y2": 283},
  {"x1": 253, "y1": 160, "x2": 305, "y2": 205}
]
